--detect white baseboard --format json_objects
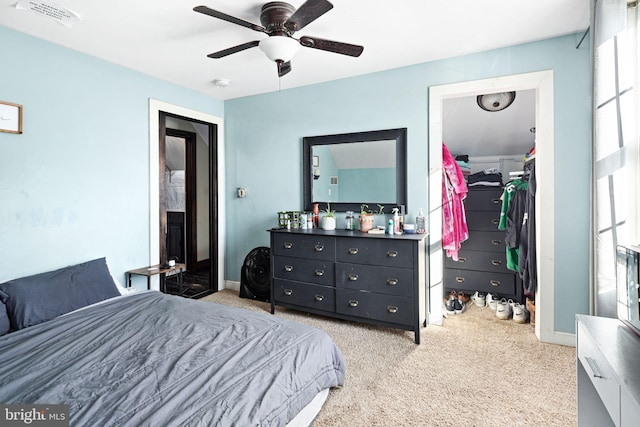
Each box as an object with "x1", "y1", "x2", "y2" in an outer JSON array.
[
  {"x1": 550, "y1": 330, "x2": 576, "y2": 347},
  {"x1": 224, "y1": 280, "x2": 240, "y2": 291}
]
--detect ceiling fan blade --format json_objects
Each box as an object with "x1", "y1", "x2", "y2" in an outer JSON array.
[
  {"x1": 299, "y1": 36, "x2": 364, "y2": 57},
  {"x1": 285, "y1": 0, "x2": 333, "y2": 32},
  {"x1": 193, "y1": 5, "x2": 266, "y2": 33},
  {"x1": 277, "y1": 60, "x2": 292, "y2": 77},
  {"x1": 207, "y1": 40, "x2": 260, "y2": 59}
]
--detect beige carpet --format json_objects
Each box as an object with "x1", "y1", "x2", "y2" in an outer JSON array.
[{"x1": 202, "y1": 290, "x2": 577, "y2": 427}]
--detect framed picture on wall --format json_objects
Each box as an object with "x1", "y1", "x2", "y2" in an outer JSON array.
[{"x1": 0, "y1": 101, "x2": 23, "y2": 134}]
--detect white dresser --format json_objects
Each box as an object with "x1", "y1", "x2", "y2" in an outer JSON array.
[{"x1": 576, "y1": 315, "x2": 640, "y2": 426}]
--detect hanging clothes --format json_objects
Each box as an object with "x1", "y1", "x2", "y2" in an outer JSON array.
[
  {"x1": 499, "y1": 178, "x2": 529, "y2": 271},
  {"x1": 442, "y1": 143, "x2": 469, "y2": 260},
  {"x1": 519, "y1": 159, "x2": 537, "y2": 296}
]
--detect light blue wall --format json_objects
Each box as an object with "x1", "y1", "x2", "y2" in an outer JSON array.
[
  {"x1": 225, "y1": 33, "x2": 592, "y2": 334},
  {"x1": 0, "y1": 25, "x2": 224, "y2": 284},
  {"x1": 0, "y1": 24, "x2": 591, "y2": 334}
]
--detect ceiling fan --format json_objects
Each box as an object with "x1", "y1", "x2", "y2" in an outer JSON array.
[{"x1": 194, "y1": 0, "x2": 364, "y2": 77}]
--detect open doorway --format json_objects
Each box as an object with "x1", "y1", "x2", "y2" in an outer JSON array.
[
  {"x1": 149, "y1": 99, "x2": 225, "y2": 298},
  {"x1": 441, "y1": 89, "x2": 535, "y2": 317},
  {"x1": 160, "y1": 125, "x2": 216, "y2": 298},
  {"x1": 428, "y1": 70, "x2": 564, "y2": 345}
]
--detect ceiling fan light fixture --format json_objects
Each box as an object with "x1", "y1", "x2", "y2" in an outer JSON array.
[
  {"x1": 259, "y1": 36, "x2": 301, "y2": 62},
  {"x1": 477, "y1": 91, "x2": 516, "y2": 112}
]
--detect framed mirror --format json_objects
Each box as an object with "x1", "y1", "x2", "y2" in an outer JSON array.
[{"x1": 303, "y1": 128, "x2": 407, "y2": 212}]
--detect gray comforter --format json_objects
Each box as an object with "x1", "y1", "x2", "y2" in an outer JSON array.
[{"x1": 0, "y1": 292, "x2": 345, "y2": 426}]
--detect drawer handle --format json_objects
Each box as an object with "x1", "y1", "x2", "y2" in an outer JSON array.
[
  {"x1": 456, "y1": 277, "x2": 465, "y2": 283},
  {"x1": 284, "y1": 265, "x2": 293, "y2": 272},
  {"x1": 491, "y1": 260, "x2": 502, "y2": 266},
  {"x1": 348, "y1": 300, "x2": 359, "y2": 307},
  {"x1": 315, "y1": 270, "x2": 324, "y2": 276},
  {"x1": 491, "y1": 219, "x2": 500, "y2": 225},
  {"x1": 387, "y1": 278, "x2": 398, "y2": 286},
  {"x1": 348, "y1": 248, "x2": 359, "y2": 255},
  {"x1": 315, "y1": 244, "x2": 324, "y2": 252},
  {"x1": 314, "y1": 294, "x2": 324, "y2": 302},
  {"x1": 387, "y1": 306, "x2": 398, "y2": 314},
  {"x1": 584, "y1": 356, "x2": 603, "y2": 378},
  {"x1": 349, "y1": 274, "x2": 359, "y2": 281},
  {"x1": 284, "y1": 288, "x2": 293, "y2": 296},
  {"x1": 490, "y1": 280, "x2": 501, "y2": 286},
  {"x1": 283, "y1": 242, "x2": 293, "y2": 249},
  {"x1": 387, "y1": 250, "x2": 398, "y2": 258},
  {"x1": 491, "y1": 240, "x2": 502, "y2": 245},
  {"x1": 492, "y1": 198, "x2": 501, "y2": 204},
  {"x1": 458, "y1": 257, "x2": 466, "y2": 263}
]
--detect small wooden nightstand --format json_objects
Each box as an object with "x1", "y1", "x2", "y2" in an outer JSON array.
[{"x1": 126, "y1": 264, "x2": 185, "y2": 293}]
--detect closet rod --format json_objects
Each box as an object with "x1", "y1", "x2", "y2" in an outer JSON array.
[
  {"x1": 469, "y1": 157, "x2": 522, "y2": 175},
  {"x1": 468, "y1": 157, "x2": 519, "y2": 164}
]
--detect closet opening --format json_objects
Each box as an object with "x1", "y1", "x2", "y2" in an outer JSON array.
[
  {"x1": 442, "y1": 89, "x2": 536, "y2": 321},
  {"x1": 428, "y1": 70, "x2": 558, "y2": 344}
]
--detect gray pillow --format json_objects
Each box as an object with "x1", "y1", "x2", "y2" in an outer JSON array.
[
  {"x1": 0, "y1": 300, "x2": 10, "y2": 336},
  {"x1": 0, "y1": 257, "x2": 120, "y2": 331}
]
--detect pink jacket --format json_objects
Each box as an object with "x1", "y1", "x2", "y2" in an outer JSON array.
[{"x1": 442, "y1": 143, "x2": 469, "y2": 260}]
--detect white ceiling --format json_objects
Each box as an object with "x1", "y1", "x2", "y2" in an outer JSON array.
[
  {"x1": 1, "y1": 0, "x2": 590, "y2": 100},
  {"x1": 444, "y1": 89, "x2": 536, "y2": 158}
]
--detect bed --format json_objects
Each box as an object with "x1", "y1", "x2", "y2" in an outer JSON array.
[{"x1": 0, "y1": 258, "x2": 345, "y2": 426}]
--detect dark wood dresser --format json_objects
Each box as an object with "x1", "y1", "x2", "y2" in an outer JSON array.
[
  {"x1": 269, "y1": 228, "x2": 428, "y2": 343},
  {"x1": 444, "y1": 187, "x2": 523, "y2": 302}
]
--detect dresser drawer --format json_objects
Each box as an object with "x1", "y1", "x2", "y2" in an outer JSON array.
[
  {"x1": 444, "y1": 268, "x2": 516, "y2": 295},
  {"x1": 577, "y1": 322, "x2": 621, "y2": 426},
  {"x1": 273, "y1": 256, "x2": 334, "y2": 286},
  {"x1": 336, "y1": 263, "x2": 414, "y2": 297},
  {"x1": 466, "y1": 210, "x2": 501, "y2": 231},
  {"x1": 445, "y1": 250, "x2": 510, "y2": 274},
  {"x1": 273, "y1": 279, "x2": 335, "y2": 311},
  {"x1": 272, "y1": 233, "x2": 335, "y2": 261},
  {"x1": 336, "y1": 237, "x2": 413, "y2": 268},
  {"x1": 464, "y1": 188, "x2": 503, "y2": 211},
  {"x1": 460, "y1": 231, "x2": 505, "y2": 252},
  {"x1": 336, "y1": 289, "x2": 414, "y2": 326}
]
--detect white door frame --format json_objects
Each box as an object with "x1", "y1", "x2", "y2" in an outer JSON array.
[
  {"x1": 148, "y1": 99, "x2": 225, "y2": 291},
  {"x1": 428, "y1": 70, "x2": 565, "y2": 345}
]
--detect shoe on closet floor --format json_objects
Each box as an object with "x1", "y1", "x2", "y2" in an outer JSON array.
[
  {"x1": 513, "y1": 303, "x2": 528, "y2": 323},
  {"x1": 445, "y1": 292, "x2": 457, "y2": 315},
  {"x1": 471, "y1": 291, "x2": 486, "y2": 307},
  {"x1": 486, "y1": 293, "x2": 499, "y2": 311},
  {"x1": 496, "y1": 298, "x2": 512, "y2": 320},
  {"x1": 457, "y1": 292, "x2": 470, "y2": 305},
  {"x1": 454, "y1": 298, "x2": 466, "y2": 314}
]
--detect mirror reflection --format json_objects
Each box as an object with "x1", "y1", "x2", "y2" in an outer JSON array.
[
  {"x1": 311, "y1": 139, "x2": 397, "y2": 203},
  {"x1": 303, "y1": 128, "x2": 407, "y2": 212}
]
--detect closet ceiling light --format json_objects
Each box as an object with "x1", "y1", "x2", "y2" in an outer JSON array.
[{"x1": 477, "y1": 91, "x2": 516, "y2": 112}]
